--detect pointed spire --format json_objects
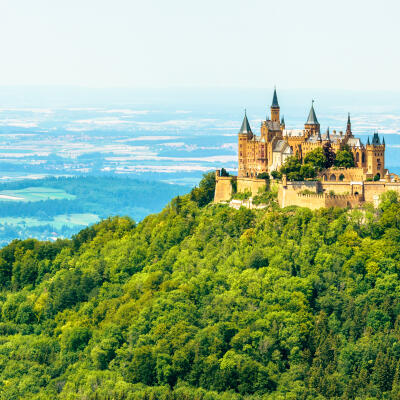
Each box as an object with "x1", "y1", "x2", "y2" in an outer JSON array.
[
  {"x1": 367, "y1": 136, "x2": 370, "y2": 145},
  {"x1": 383, "y1": 136, "x2": 385, "y2": 145},
  {"x1": 317, "y1": 130, "x2": 322, "y2": 142},
  {"x1": 271, "y1": 86, "x2": 279, "y2": 108},
  {"x1": 281, "y1": 115, "x2": 285, "y2": 125},
  {"x1": 346, "y1": 112, "x2": 352, "y2": 136},
  {"x1": 306, "y1": 100, "x2": 319, "y2": 125},
  {"x1": 326, "y1": 126, "x2": 330, "y2": 141},
  {"x1": 372, "y1": 132, "x2": 380, "y2": 145},
  {"x1": 239, "y1": 109, "x2": 253, "y2": 135}
]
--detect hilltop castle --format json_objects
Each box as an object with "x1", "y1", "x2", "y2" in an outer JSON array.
[
  {"x1": 238, "y1": 88, "x2": 385, "y2": 180},
  {"x1": 214, "y1": 89, "x2": 400, "y2": 209}
]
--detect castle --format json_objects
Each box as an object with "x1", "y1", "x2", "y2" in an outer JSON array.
[
  {"x1": 238, "y1": 88, "x2": 385, "y2": 180},
  {"x1": 214, "y1": 89, "x2": 400, "y2": 209}
]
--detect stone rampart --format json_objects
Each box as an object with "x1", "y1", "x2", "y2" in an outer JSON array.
[
  {"x1": 214, "y1": 175, "x2": 235, "y2": 203},
  {"x1": 237, "y1": 177, "x2": 267, "y2": 196}
]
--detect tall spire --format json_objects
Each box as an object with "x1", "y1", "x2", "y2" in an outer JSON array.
[
  {"x1": 383, "y1": 136, "x2": 385, "y2": 145},
  {"x1": 346, "y1": 112, "x2": 352, "y2": 136},
  {"x1": 306, "y1": 100, "x2": 319, "y2": 124},
  {"x1": 271, "y1": 86, "x2": 279, "y2": 108},
  {"x1": 326, "y1": 126, "x2": 330, "y2": 141},
  {"x1": 238, "y1": 109, "x2": 253, "y2": 135},
  {"x1": 367, "y1": 136, "x2": 370, "y2": 145},
  {"x1": 281, "y1": 115, "x2": 285, "y2": 125}
]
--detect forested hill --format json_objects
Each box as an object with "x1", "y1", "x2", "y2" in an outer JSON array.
[{"x1": 1, "y1": 173, "x2": 400, "y2": 399}]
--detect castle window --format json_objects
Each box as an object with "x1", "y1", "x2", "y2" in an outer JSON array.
[
  {"x1": 356, "y1": 153, "x2": 359, "y2": 163},
  {"x1": 362, "y1": 153, "x2": 365, "y2": 163},
  {"x1": 330, "y1": 174, "x2": 336, "y2": 181}
]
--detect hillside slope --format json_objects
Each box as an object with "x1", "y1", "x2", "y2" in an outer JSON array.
[{"x1": 0, "y1": 175, "x2": 400, "y2": 399}]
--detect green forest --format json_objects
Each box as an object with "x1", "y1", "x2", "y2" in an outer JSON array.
[{"x1": 1, "y1": 172, "x2": 400, "y2": 399}]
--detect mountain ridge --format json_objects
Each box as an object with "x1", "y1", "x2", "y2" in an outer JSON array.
[{"x1": 0, "y1": 173, "x2": 399, "y2": 399}]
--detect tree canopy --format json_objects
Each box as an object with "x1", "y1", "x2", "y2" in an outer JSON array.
[{"x1": 0, "y1": 182, "x2": 399, "y2": 398}]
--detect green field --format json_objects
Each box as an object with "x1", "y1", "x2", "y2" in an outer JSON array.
[
  {"x1": 0, "y1": 213, "x2": 99, "y2": 229},
  {"x1": 0, "y1": 186, "x2": 76, "y2": 202}
]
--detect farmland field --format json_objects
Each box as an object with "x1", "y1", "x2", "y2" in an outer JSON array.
[{"x1": 0, "y1": 186, "x2": 76, "y2": 202}]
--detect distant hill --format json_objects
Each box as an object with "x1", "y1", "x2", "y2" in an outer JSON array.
[
  {"x1": 0, "y1": 173, "x2": 400, "y2": 398},
  {"x1": 0, "y1": 176, "x2": 190, "y2": 245}
]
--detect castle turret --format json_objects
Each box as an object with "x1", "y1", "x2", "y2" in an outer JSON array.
[
  {"x1": 270, "y1": 87, "x2": 280, "y2": 122},
  {"x1": 366, "y1": 132, "x2": 385, "y2": 178},
  {"x1": 238, "y1": 110, "x2": 253, "y2": 177},
  {"x1": 280, "y1": 115, "x2": 285, "y2": 130},
  {"x1": 304, "y1": 100, "x2": 320, "y2": 135},
  {"x1": 346, "y1": 113, "x2": 352, "y2": 137}
]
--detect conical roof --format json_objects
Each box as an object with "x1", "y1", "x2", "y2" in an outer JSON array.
[
  {"x1": 372, "y1": 132, "x2": 380, "y2": 145},
  {"x1": 306, "y1": 101, "x2": 319, "y2": 125},
  {"x1": 326, "y1": 127, "x2": 330, "y2": 140},
  {"x1": 281, "y1": 115, "x2": 285, "y2": 124},
  {"x1": 239, "y1": 111, "x2": 253, "y2": 135},
  {"x1": 347, "y1": 113, "x2": 351, "y2": 125},
  {"x1": 271, "y1": 87, "x2": 279, "y2": 108}
]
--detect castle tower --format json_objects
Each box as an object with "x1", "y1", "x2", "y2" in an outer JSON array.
[
  {"x1": 346, "y1": 113, "x2": 352, "y2": 137},
  {"x1": 304, "y1": 100, "x2": 320, "y2": 135},
  {"x1": 238, "y1": 110, "x2": 253, "y2": 177},
  {"x1": 280, "y1": 115, "x2": 285, "y2": 130},
  {"x1": 270, "y1": 87, "x2": 280, "y2": 122},
  {"x1": 366, "y1": 132, "x2": 385, "y2": 178}
]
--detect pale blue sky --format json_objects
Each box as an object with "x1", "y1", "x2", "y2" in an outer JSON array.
[{"x1": 0, "y1": 0, "x2": 399, "y2": 90}]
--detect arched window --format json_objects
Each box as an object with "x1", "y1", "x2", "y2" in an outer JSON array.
[
  {"x1": 356, "y1": 153, "x2": 359, "y2": 163},
  {"x1": 362, "y1": 153, "x2": 365, "y2": 163},
  {"x1": 330, "y1": 174, "x2": 336, "y2": 181},
  {"x1": 322, "y1": 174, "x2": 327, "y2": 181},
  {"x1": 339, "y1": 174, "x2": 345, "y2": 181}
]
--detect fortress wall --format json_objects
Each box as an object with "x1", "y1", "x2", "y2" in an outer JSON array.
[
  {"x1": 363, "y1": 182, "x2": 388, "y2": 203},
  {"x1": 278, "y1": 181, "x2": 320, "y2": 208},
  {"x1": 214, "y1": 176, "x2": 234, "y2": 203},
  {"x1": 320, "y1": 182, "x2": 353, "y2": 194},
  {"x1": 237, "y1": 178, "x2": 267, "y2": 196},
  {"x1": 325, "y1": 195, "x2": 362, "y2": 208}
]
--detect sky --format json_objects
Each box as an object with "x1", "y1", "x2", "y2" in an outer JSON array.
[{"x1": 0, "y1": 0, "x2": 399, "y2": 91}]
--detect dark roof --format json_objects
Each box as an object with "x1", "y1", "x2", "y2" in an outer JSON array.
[
  {"x1": 281, "y1": 115, "x2": 285, "y2": 124},
  {"x1": 383, "y1": 136, "x2": 385, "y2": 145},
  {"x1": 347, "y1": 113, "x2": 351, "y2": 125},
  {"x1": 271, "y1": 87, "x2": 279, "y2": 108},
  {"x1": 326, "y1": 127, "x2": 330, "y2": 140},
  {"x1": 372, "y1": 132, "x2": 381, "y2": 145},
  {"x1": 367, "y1": 137, "x2": 370, "y2": 145},
  {"x1": 306, "y1": 101, "x2": 319, "y2": 125},
  {"x1": 239, "y1": 111, "x2": 253, "y2": 135}
]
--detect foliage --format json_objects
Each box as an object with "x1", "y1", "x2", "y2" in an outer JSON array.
[
  {"x1": 0, "y1": 191, "x2": 399, "y2": 398},
  {"x1": 256, "y1": 172, "x2": 270, "y2": 180},
  {"x1": 323, "y1": 142, "x2": 336, "y2": 168},
  {"x1": 220, "y1": 168, "x2": 230, "y2": 177},
  {"x1": 271, "y1": 170, "x2": 282, "y2": 180},
  {"x1": 280, "y1": 156, "x2": 317, "y2": 181},
  {"x1": 304, "y1": 147, "x2": 326, "y2": 170},
  {"x1": 190, "y1": 172, "x2": 216, "y2": 207},
  {"x1": 335, "y1": 149, "x2": 355, "y2": 168},
  {"x1": 374, "y1": 174, "x2": 381, "y2": 181},
  {"x1": 232, "y1": 191, "x2": 251, "y2": 200}
]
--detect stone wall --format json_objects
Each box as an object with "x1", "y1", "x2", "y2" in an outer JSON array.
[
  {"x1": 214, "y1": 175, "x2": 234, "y2": 203},
  {"x1": 237, "y1": 177, "x2": 267, "y2": 196}
]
